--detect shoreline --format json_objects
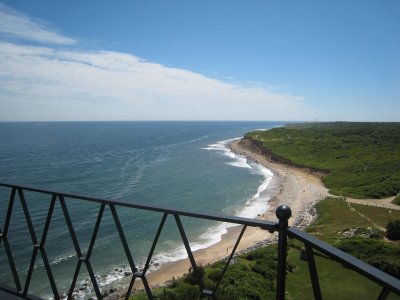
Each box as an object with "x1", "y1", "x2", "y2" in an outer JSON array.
[
  {"x1": 229, "y1": 139, "x2": 330, "y2": 227},
  {"x1": 121, "y1": 139, "x2": 330, "y2": 295}
]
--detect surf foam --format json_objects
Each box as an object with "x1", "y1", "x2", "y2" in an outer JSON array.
[{"x1": 58, "y1": 137, "x2": 276, "y2": 299}]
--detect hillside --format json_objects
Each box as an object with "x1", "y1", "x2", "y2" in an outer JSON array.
[{"x1": 244, "y1": 122, "x2": 400, "y2": 199}]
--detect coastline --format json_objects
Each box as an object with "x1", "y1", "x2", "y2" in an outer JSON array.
[
  {"x1": 127, "y1": 138, "x2": 330, "y2": 294},
  {"x1": 229, "y1": 139, "x2": 330, "y2": 228}
]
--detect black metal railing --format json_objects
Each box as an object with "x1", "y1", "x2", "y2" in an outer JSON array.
[{"x1": 0, "y1": 182, "x2": 399, "y2": 300}]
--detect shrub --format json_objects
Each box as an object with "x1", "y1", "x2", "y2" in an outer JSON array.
[
  {"x1": 153, "y1": 246, "x2": 278, "y2": 299},
  {"x1": 159, "y1": 283, "x2": 199, "y2": 299},
  {"x1": 392, "y1": 195, "x2": 400, "y2": 206},
  {"x1": 386, "y1": 219, "x2": 400, "y2": 240},
  {"x1": 336, "y1": 237, "x2": 400, "y2": 278}
]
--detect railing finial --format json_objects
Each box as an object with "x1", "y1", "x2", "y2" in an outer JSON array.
[{"x1": 276, "y1": 205, "x2": 292, "y2": 222}]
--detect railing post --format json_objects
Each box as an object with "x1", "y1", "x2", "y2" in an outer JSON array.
[{"x1": 276, "y1": 205, "x2": 292, "y2": 300}]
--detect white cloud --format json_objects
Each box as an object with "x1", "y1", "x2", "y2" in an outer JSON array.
[
  {"x1": 0, "y1": 3, "x2": 76, "y2": 45},
  {"x1": 0, "y1": 41, "x2": 309, "y2": 121},
  {"x1": 0, "y1": 4, "x2": 309, "y2": 121}
]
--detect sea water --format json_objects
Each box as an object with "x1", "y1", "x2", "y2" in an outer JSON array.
[{"x1": 0, "y1": 121, "x2": 283, "y2": 298}]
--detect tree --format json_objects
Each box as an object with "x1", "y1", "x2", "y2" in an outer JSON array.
[{"x1": 386, "y1": 219, "x2": 400, "y2": 240}]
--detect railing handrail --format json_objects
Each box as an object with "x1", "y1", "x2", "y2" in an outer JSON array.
[
  {"x1": 0, "y1": 182, "x2": 276, "y2": 230},
  {"x1": 1, "y1": 182, "x2": 400, "y2": 300}
]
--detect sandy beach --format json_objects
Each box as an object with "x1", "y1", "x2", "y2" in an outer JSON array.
[{"x1": 131, "y1": 139, "x2": 330, "y2": 292}]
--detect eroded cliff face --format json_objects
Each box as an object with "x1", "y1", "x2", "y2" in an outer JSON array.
[{"x1": 239, "y1": 137, "x2": 329, "y2": 176}]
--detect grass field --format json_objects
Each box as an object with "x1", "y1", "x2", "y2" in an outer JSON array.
[
  {"x1": 286, "y1": 197, "x2": 400, "y2": 300},
  {"x1": 306, "y1": 198, "x2": 400, "y2": 241},
  {"x1": 285, "y1": 247, "x2": 398, "y2": 300}
]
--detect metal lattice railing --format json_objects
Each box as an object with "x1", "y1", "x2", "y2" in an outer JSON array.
[{"x1": 0, "y1": 182, "x2": 399, "y2": 300}]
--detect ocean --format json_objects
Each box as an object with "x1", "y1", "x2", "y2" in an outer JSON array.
[{"x1": 0, "y1": 121, "x2": 283, "y2": 298}]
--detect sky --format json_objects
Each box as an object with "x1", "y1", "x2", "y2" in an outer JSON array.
[{"x1": 0, "y1": 1, "x2": 399, "y2": 122}]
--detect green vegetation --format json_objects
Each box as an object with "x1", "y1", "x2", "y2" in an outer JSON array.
[
  {"x1": 131, "y1": 198, "x2": 400, "y2": 300},
  {"x1": 306, "y1": 198, "x2": 400, "y2": 279},
  {"x1": 336, "y1": 238, "x2": 400, "y2": 277},
  {"x1": 287, "y1": 198, "x2": 400, "y2": 299},
  {"x1": 131, "y1": 246, "x2": 278, "y2": 299},
  {"x1": 285, "y1": 247, "x2": 397, "y2": 300},
  {"x1": 393, "y1": 195, "x2": 400, "y2": 206},
  {"x1": 387, "y1": 220, "x2": 400, "y2": 241},
  {"x1": 306, "y1": 198, "x2": 400, "y2": 241},
  {"x1": 245, "y1": 122, "x2": 400, "y2": 198}
]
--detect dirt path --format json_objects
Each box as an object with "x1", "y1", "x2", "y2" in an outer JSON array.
[
  {"x1": 346, "y1": 201, "x2": 385, "y2": 231},
  {"x1": 346, "y1": 196, "x2": 399, "y2": 211}
]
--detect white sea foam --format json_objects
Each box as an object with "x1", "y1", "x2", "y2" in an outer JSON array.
[
  {"x1": 202, "y1": 138, "x2": 251, "y2": 168},
  {"x1": 198, "y1": 138, "x2": 275, "y2": 233},
  {"x1": 202, "y1": 138, "x2": 275, "y2": 220},
  {"x1": 67, "y1": 137, "x2": 276, "y2": 299},
  {"x1": 93, "y1": 156, "x2": 103, "y2": 163},
  {"x1": 151, "y1": 221, "x2": 236, "y2": 269},
  {"x1": 203, "y1": 138, "x2": 276, "y2": 220},
  {"x1": 153, "y1": 223, "x2": 227, "y2": 264},
  {"x1": 50, "y1": 252, "x2": 76, "y2": 265},
  {"x1": 235, "y1": 162, "x2": 273, "y2": 219},
  {"x1": 150, "y1": 140, "x2": 276, "y2": 263}
]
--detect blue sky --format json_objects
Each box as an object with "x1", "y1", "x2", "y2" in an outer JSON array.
[{"x1": 0, "y1": 1, "x2": 399, "y2": 121}]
